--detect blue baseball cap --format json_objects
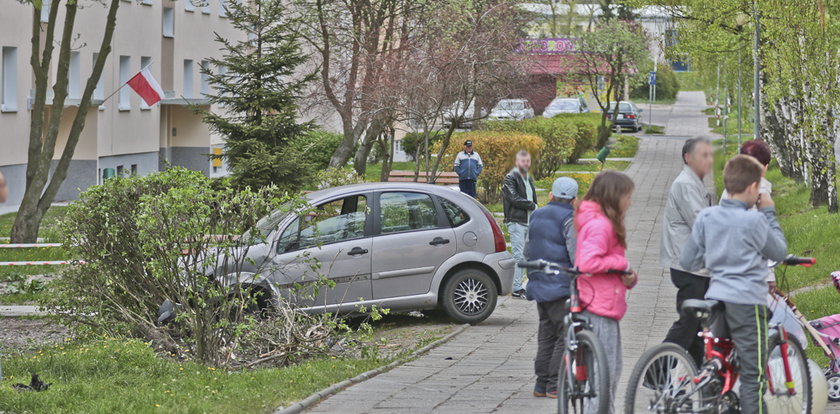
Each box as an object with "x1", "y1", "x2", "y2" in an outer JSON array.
[{"x1": 551, "y1": 177, "x2": 578, "y2": 199}]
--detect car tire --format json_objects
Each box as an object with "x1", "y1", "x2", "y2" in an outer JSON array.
[{"x1": 440, "y1": 268, "x2": 497, "y2": 325}]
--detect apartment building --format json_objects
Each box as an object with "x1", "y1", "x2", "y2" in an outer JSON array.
[{"x1": 0, "y1": 0, "x2": 242, "y2": 206}]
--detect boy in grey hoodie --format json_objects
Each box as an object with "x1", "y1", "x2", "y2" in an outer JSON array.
[{"x1": 680, "y1": 155, "x2": 788, "y2": 414}]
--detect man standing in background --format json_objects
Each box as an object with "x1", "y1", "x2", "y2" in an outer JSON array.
[
  {"x1": 503, "y1": 150, "x2": 537, "y2": 298},
  {"x1": 660, "y1": 137, "x2": 714, "y2": 366},
  {"x1": 454, "y1": 140, "x2": 483, "y2": 198}
]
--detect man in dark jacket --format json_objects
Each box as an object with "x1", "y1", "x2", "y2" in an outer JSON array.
[
  {"x1": 454, "y1": 140, "x2": 483, "y2": 198},
  {"x1": 524, "y1": 176, "x2": 578, "y2": 398},
  {"x1": 503, "y1": 150, "x2": 537, "y2": 297}
]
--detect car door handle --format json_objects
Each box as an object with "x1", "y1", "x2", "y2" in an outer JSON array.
[
  {"x1": 347, "y1": 247, "x2": 369, "y2": 256},
  {"x1": 429, "y1": 237, "x2": 450, "y2": 246}
]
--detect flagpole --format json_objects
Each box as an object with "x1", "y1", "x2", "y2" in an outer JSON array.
[{"x1": 100, "y1": 60, "x2": 155, "y2": 105}]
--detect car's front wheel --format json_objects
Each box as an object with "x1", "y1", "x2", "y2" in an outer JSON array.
[{"x1": 440, "y1": 268, "x2": 497, "y2": 324}]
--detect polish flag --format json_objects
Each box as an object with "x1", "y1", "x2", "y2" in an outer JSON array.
[{"x1": 127, "y1": 67, "x2": 165, "y2": 106}]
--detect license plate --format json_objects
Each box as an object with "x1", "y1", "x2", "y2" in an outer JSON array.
[{"x1": 618, "y1": 114, "x2": 624, "y2": 119}]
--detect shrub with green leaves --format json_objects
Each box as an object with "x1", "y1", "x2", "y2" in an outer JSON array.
[
  {"x1": 401, "y1": 131, "x2": 444, "y2": 161},
  {"x1": 46, "y1": 168, "x2": 342, "y2": 366},
  {"x1": 292, "y1": 129, "x2": 343, "y2": 170},
  {"x1": 481, "y1": 114, "x2": 599, "y2": 179}
]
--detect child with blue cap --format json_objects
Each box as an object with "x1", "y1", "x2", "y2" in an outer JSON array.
[{"x1": 523, "y1": 176, "x2": 578, "y2": 398}]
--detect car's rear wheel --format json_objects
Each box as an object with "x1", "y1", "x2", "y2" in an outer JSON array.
[{"x1": 440, "y1": 268, "x2": 497, "y2": 324}]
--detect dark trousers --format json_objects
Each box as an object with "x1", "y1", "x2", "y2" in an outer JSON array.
[
  {"x1": 663, "y1": 268, "x2": 710, "y2": 366},
  {"x1": 459, "y1": 179, "x2": 477, "y2": 198},
  {"x1": 711, "y1": 303, "x2": 770, "y2": 414},
  {"x1": 535, "y1": 299, "x2": 569, "y2": 391}
]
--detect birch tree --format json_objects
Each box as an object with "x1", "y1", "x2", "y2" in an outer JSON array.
[{"x1": 12, "y1": 0, "x2": 121, "y2": 243}]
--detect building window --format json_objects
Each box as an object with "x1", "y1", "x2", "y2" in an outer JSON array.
[
  {"x1": 40, "y1": 2, "x2": 51, "y2": 22},
  {"x1": 185, "y1": 0, "x2": 194, "y2": 12},
  {"x1": 1, "y1": 47, "x2": 18, "y2": 112},
  {"x1": 202, "y1": 0, "x2": 211, "y2": 14},
  {"x1": 139, "y1": 56, "x2": 153, "y2": 110},
  {"x1": 130, "y1": 164, "x2": 138, "y2": 175},
  {"x1": 92, "y1": 53, "x2": 104, "y2": 103},
  {"x1": 116, "y1": 165, "x2": 124, "y2": 176},
  {"x1": 219, "y1": 0, "x2": 227, "y2": 17},
  {"x1": 162, "y1": 7, "x2": 175, "y2": 38},
  {"x1": 141, "y1": 0, "x2": 152, "y2": 5},
  {"x1": 200, "y1": 60, "x2": 210, "y2": 95},
  {"x1": 68, "y1": 51, "x2": 81, "y2": 99},
  {"x1": 183, "y1": 59, "x2": 194, "y2": 98},
  {"x1": 118, "y1": 55, "x2": 131, "y2": 111}
]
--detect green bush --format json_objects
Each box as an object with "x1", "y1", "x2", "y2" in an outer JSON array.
[
  {"x1": 292, "y1": 129, "x2": 343, "y2": 170},
  {"x1": 434, "y1": 131, "x2": 544, "y2": 202},
  {"x1": 401, "y1": 131, "x2": 444, "y2": 161},
  {"x1": 630, "y1": 62, "x2": 680, "y2": 101},
  {"x1": 481, "y1": 114, "x2": 599, "y2": 179}
]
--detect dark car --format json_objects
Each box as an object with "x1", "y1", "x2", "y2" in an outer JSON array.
[{"x1": 605, "y1": 101, "x2": 643, "y2": 132}]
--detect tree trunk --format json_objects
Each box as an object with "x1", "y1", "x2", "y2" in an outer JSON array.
[
  {"x1": 378, "y1": 127, "x2": 395, "y2": 182},
  {"x1": 352, "y1": 120, "x2": 384, "y2": 175}
]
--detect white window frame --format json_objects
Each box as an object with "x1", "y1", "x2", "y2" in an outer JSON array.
[
  {"x1": 141, "y1": 0, "x2": 152, "y2": 5},
  {"x1": 162, "y1": 7, "x2": 175, "y2": 38},
  {"x1": 68, "y1": 51, "x2": 81, "y2": 99},
  {"x1": 93, "y1": 53, "x2": 104, "y2": 105},
  {"x1": 183, "y1": 59, "x2": 194, "y2": 98},
  {"x1": 140, "y1": 56, "x2": 152, "y2": 110},
  {"x1": 1, "y1": 47, "x2": 18, "y2": 113},
  {"x1": 118, "y1": 55, "x2": 131, "y2": 111},
  {"x1": 200, "y1": 60, "x2": 210, "y2": 95}
]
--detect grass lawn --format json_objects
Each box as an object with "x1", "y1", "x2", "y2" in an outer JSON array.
[
  {"x1": 713, "y1": 142, "x2": 840, "y2": 363},
  {"x1": 581, "y1": 135, "x2": 640, "y2": 159},
  {"x1": 708, "y1": 113, "x2": 755, "y2": 141},
  {"x1": 643, "y1": 125, "x2": 665, "y2": 135},
  {"x1": 0, "y1": 206, "x2": 69, "y2": 243},
  {"x1": 0, "y1": 338, "x2": 392, "y2": 414},
  {"x1": 364, "y1": 161, "x2": 417, "y2": 182}
]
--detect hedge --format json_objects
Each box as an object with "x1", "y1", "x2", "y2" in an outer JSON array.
[
  {"x1": 435, "y1": 131, "x2": 543, "y2": 202},
  {"x1": 291, "y1": 129, "x2": 343, "y2": 170},
  {"x1": 630, "y1": 62, "x2": 679, "y2": 101},
  {"x1": 481, "y1": 114, "x2": 599, "y2": 179}
]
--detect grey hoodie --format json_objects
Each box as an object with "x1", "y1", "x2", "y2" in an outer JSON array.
[{"x1": 680, "y1": 198, "x2": 787, "y2": 305}]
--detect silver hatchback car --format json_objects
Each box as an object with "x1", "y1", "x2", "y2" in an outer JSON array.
[{"x1": 227, "y1": 183, "x2": 515, "y2": 324}]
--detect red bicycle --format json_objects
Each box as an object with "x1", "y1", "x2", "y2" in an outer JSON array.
[{"x1": 624, "y1": 255, "x2": 815, "y2": 413}]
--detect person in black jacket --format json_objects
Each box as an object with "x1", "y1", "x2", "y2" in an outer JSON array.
[{"x1": 503, "y1": 150, "x2": 537, "y2": 298}]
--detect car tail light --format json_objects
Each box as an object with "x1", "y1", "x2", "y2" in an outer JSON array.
[
  {"x1": 626, "y1": 114, "x2": 635, "y2": 119},
  {"x1": 482, "y1": 209, "x2": 507, "y2": 253}
]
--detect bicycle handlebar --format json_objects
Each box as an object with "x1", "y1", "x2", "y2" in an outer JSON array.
[
  {"x1": 517, "y1": 260, "x2": 632, "y2": 275},
  {"x1": 783, "y1": 255, "x2": 816, "y2": 267}
]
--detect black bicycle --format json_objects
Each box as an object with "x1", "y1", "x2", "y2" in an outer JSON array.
[{"x1": 520, "y1": 259, "x2": 633, "y2": 414}]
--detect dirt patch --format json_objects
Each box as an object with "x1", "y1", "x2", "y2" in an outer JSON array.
[
  {"x1": 0, "y1": 317, "x2": 70, "y2": 353},
  {"x1": 369, "y1": 311, "x2": 459, "y2": 358}
]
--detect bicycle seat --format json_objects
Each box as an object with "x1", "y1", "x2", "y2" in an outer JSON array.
[{"x1": 681, "y1": 299, "x2": 720, "y2": 320}]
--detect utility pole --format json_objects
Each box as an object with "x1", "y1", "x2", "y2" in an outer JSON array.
[
  {"x1": 716, "y1": 63, "x2": 721, "y2": 126},
  {"x1": 723, "y1": 86, "x2": 728, "y2": 153},
  {"x1": 753, "y1": 0, "x2": 761, "y2": 140}
]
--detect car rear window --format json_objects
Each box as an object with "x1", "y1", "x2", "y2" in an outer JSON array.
[{"x1": 440, "y1": 197, "x2": 470, "y2": 227}]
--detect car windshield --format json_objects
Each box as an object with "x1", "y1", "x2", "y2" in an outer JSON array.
[
  {"x1": 497, "y1": 101, "x2": 524, "y2": 111},
  {"x1": 608, "y1": 103, "x2": 633, "y2": 112},
  {"x1": 549, "y1": 100, "x2": 579, "y2": 110},
  {"x1": 251, "y1": 203, "x2": 293, "y2": 238}
]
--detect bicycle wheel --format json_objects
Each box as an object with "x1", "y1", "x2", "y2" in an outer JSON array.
[
  {"x1": 558, "y1": 329, "x2": 610, "y2": 414},
  {"x1": 624, "y1": 342, "x2": 704, "y2": 414},
  {"x1": 765, "y1": 334, "x2": 812, "y2": 414}
]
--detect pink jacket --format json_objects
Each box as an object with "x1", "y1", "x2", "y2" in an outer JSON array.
[{"x1": 575, "y1": 200, "x2": 637, "y2": 320}]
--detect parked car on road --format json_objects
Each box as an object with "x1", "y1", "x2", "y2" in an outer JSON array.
[
  {"x1": 487, "y1": 99, "x2": 535, "y2": 121},
  {"x1": 604, "y1": 101, "x2": 643, "y2": 132},
  {"x1": 443, "y1": 100, "x2": 486, "y2": 129},
  {"x1": 542, "y1": 97, "x2": 589, "y2": 118},
  {"x1": 214, "y1": 183, "x2": 515, "y2": 324}
]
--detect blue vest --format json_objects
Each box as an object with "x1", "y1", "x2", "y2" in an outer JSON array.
[{"x1": 524, "y1": 202, "x2": 574, "y2": 302}]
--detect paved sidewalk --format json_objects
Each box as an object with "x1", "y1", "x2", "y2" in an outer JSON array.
[{"x1": 307, "y1": 135, "x2": 693, "y2": 413}]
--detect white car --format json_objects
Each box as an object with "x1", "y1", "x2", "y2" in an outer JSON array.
[
  {"x1": 443, "y1": 100, "x2": 486, "y2": 129},
  {"x1": 542, "y1": 97, "x2": 589, "y2": 118},
  {"x1": 488, "y1": 99, "x2": 535, "y2": 121}
]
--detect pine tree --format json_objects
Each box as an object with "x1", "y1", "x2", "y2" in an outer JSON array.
[{"x1": 200, "y1": 0, "x2": 314, "y2": 191}]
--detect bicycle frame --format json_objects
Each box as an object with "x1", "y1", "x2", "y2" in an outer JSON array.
[{"x1": 563, "y1": 272, "x2": 594, "y2": 387}]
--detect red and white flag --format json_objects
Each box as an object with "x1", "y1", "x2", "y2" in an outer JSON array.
[{"x1": 127, "y1": 67, "x2": 165, "y2": 106}]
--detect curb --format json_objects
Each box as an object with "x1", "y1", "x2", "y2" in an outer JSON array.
[{"x1": 273, "y1": 323, "x2": 470, "y2": 414}]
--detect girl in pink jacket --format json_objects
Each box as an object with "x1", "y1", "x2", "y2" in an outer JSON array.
[{"x1": 574, "y1": 171, "x2": 638, "y2": 414}]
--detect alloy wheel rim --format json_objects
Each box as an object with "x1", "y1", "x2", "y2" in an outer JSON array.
[{"x1": 453, "y1": 277, "x2": 488, "y2": 315}]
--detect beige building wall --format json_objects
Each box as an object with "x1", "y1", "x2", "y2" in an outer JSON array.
[{"x1": 0, "y1": 0, "x2": 241, "y2": 204}]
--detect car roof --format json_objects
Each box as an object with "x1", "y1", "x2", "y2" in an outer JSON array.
[
  {"x1": 551, "y1": 97, "x2": 579, "y2": 102},
  {"x1": 498, "y1": 98, "x2": 527, "y2": 103},
  {"x1": 306, "y1": 182, "x2": 464, "y2": 203}
]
